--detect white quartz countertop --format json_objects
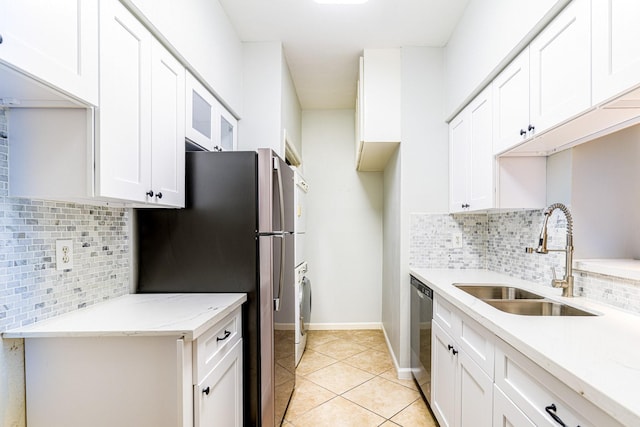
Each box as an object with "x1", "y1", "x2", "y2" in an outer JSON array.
[
  {"x1": 2, "y1": 293, "x2": 247, "y2": 341},
  {"x1": 410, "y1": 268, "x2": 640, "y2": 427}
]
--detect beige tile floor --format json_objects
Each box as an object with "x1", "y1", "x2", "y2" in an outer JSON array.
[{"x1": 283, "y1": 330, "x2": 439, "y2": 427}]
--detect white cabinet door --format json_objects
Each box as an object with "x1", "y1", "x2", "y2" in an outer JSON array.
[
  {"x1": 449, "y1": 112, "x2": 469, "y2": 213},
  {"x1": 0, "y1": 0, "x2": 99, "y2": 105},
  {"x1": 529, "y1": 0, "x2": 591, "y2": 134},
  {"x1": 449, "y1": 86, "x2": 493, "y2": 213},
  {"x1": 151, "y1": 40, "x2": 185, "y2": 207},
  {"x1": 456, "y1": 351, "x2": 492, "y2": 427},
  {"x1": 493, "y1": 385, "x2": 535, "y2": 427},
  {"x1": 97, "y1": 0, "x2": 152, "y2": 203},
  {"x1": 467, "y1": 87, "x2": 494, "y2": 211},
  {"x1": 431, "y1": 321, "x2": 457, "y2": 427},
  {"x1": 194, "y1": 339, "x2": 243, "y2": 427},
  {"x1": 592, "y1": 0, "x2": 640, "y2": 105},
  {"x1": 492, "y1": 48, "x2": 530, "y2": 154}
]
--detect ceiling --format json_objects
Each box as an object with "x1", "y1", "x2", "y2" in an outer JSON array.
[{"x1": 218, "y1": 0, "x2": 470, "y2": 110}]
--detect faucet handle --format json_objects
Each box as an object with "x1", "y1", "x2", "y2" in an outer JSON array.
[
  {"x1": 525, "y1": 247, "x2": 535, "y2": 253},
  {"x1": 551, "y1": 267, "x2": 557, "y2": 280}
]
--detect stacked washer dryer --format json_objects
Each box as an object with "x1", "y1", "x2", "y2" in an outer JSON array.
[{"x1": 294, "y1": 170, "x2": 311, "y2": 367}]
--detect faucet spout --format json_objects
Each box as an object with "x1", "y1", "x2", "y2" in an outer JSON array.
[{"x1": 525, "y1": 203, "x2": 575, "y2": 297}]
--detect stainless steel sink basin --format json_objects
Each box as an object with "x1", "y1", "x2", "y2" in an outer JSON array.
[
  {"x1": 454, "y1": 283, "x2": 597, "y2": 316},
  {"x1": 455, "y1": 284, "x2": 544, "y2": 300},
  {"x1": 485, "y1": 300, "x2": 596, "y2": 317}
]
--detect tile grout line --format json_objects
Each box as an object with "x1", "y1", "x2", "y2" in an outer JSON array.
[{"x1": 285, "y1": 330, "x2": 433, "y2": 426}]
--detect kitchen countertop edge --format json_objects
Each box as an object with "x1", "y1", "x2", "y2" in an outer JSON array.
[{"x1": 2, "y1": 293, "x2": 248, "y2": 341}]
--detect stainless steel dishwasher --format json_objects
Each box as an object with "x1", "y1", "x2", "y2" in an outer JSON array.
[{"x1": 410, "y1": 275, "x2": 433, "y2": 405}]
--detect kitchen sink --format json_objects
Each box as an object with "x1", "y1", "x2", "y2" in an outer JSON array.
[
  {"x1": 454, "y1": 283, "x2": 597, "y2": 316},
  {"x1": 485, "y1": 300, "x2": 596, "y2": 317},
  {"x1": 455, "y1": 284, "x2": 544, "y2": 300}
]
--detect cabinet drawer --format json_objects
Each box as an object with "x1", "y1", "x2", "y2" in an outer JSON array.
[
  {"x1": 495, "y1": 339, "x2": 622, "y2": 427},
  {"x1": 194, "y1": 308, "x2": 242, "y2": 383},
  {"x1": 458, "y1": 312, "x2": 494, "y2": 378},
  {"x1": 434, "y1": 295, "x2": 494, "y2": 378},
  {"x1": 433, "y1": 294, "x2": 461, "y2": 338}
]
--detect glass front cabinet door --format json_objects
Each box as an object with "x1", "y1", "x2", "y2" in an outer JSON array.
[{"x1": 186, "y1": 72, "x2": 237, "y2": 151}]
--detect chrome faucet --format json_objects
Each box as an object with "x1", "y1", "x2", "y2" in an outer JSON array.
[{"x1": 526, "y1": 203, "x2": 574, "y2": 297}]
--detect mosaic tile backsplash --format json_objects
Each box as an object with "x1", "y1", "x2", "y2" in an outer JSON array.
[
  {"x1": 410, "y1": 210, "x2": 640, "y2": 314},
  {"x1": 0, "y1": 109, "x2": 131, "y2": 332}
]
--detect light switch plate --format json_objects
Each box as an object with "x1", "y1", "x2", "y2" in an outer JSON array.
[{"x1": 56, "y1": 239, "x2": 73, "y2": 271}]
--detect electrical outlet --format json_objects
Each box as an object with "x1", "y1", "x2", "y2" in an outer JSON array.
[
  {"x1": 56, "y1": 239, "x2": 73, "y2": 271},
  {"x1": 452, "y1": 231, "x2": 463, "y2": 249}
]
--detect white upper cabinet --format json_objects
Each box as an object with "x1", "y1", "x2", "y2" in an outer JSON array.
[
  {"x1": 97, "y1": 0, "x2": 152, "y2": 204},
  {"x1": 450, "y1": 86, "x2": 494, "y2": 213},
  {"x1": 355, "y1": 48, "x2": 401, "y2": 171},
  {"x1": 592, "y1": 0, "x2": 640, "y2": 105},
  {"x1": 151, "y1": 40, "x2": 186, "y2": 208},
  {"x1": 490, "y1": 0, "x2": 590, "y2": 156},
  {"x1": 449, "y1": 112, "x2": 470, "y2": 213},
  {"x1": 0, "y1": 0, "x2": 99, "y2": 105},
  {"x1": 97, "y1": 0, "x2": 185, "y2": 207},
  {"x1": 450, "y1": 85, "x2": 546, "y2": 213},
  {"x1": 186, "y1": 72, "x2": 237, "y2": 152},
  {"x1": 529, "y1": 0, "x2": 591, "y2": 134},
  {"x1": 492, "y1": 48, "x2": 530, "y2": 154}
]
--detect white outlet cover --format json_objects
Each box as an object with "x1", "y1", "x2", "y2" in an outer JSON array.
[
  {"x1": 56, "y1": 239, "x2": 73, "y2": 271},
  {"x1": 452, "y1": 231, "x2": 463, "y2": 249}
]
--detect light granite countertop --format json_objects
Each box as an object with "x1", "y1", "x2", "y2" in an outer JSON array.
[
  {"x1": 410, "y1": 268, "x2": 640, "y2": 427},
  {"x1": 2, "y1": 293, "x2": 247, "y2": 341}
]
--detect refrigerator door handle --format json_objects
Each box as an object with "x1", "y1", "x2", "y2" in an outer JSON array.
[
  {"x1": 274, "y1": 235, "x2": 285, "y2": 311},
  {"x1": 273, "y1": 157, "x2": 286, "y2": 312}
]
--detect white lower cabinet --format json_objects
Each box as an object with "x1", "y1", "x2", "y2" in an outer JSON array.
[
  {"x1": 493, "y1": 385, "x2": 535, "y2": 427},
  {"x1": 494, "y1": 339, "x2": 623, "y2": 427},
  {"x1": 22, "y1": 307, "x2": 243, "y2": 427},
  {"x1": 194, "y1": 339, "x2": 243, "y2": 427},
  {"x1": 432, "y1": 297, "x2": 493, "y2": 427},
  {"x1": 432, "y1": 294, "x2": 622, "y2": 427}
]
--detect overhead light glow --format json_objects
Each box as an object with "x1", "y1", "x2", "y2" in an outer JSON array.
[{"x1": 314, "y1": 0, "x2": 368, "y2": 4}]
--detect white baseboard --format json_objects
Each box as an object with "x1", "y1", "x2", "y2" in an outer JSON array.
[
  {"x1": 307, "y1": 322, "x2": 382, "y2": 330},
  {"x1": 382, "y1": 325, "x2": 413, "y2": 381}
]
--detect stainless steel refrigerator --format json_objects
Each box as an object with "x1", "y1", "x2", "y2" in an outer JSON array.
[{"x1": 135, "y1": 149, "x2": 295, "y2": 427}]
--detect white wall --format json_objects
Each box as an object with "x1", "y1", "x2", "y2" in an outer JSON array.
[
  {"x1": 282, "y1": 53, "x2": 303, "y2": 160},
  {"x1": 571, "y1": 125, "x2": 640, "y2": 259},
  {"x1": 239, "y1": 43, "x2": 302, "y2": 161},
  {"x1": 444, "y1": 0, "x2": 569, "y2": 119},
  {"x1": 383, "y1": 47, "x2": 449, "y2": 374},
  {"x1": 128, "y1": 0, "x2": 243, "y2": 115},
  {"x1": 238, "y1": 42, "x2": 283, "y2": 155},
  {"x1": 302, "y1": 110, "x2": 383, "y2": 326}
]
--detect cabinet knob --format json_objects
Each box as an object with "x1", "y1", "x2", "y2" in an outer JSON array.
[
  {"x1": 202, "y1": 386, "x2": 210, "y2": 396},
  {"x1": 452, "y1": 348, "x2": 458, "y2": 355},
  {"x1": 0, "y1": 34, "x2": 3, "y2": 44},
  {"x1": 146, "y1": 190, "x2": 154, "y2": 197},
  {"x1": 528, "y1": 124, "x2": 535, "y2": 132},
  {"x1": 520, "y1": 129, "x2": 527, "y2": 136},
  {"x1": 461, "y1": 203, "x2": 470, "y2": 209},
  {"x1": 156, "y1": 192, "x2": 163, "y2": 199}
]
